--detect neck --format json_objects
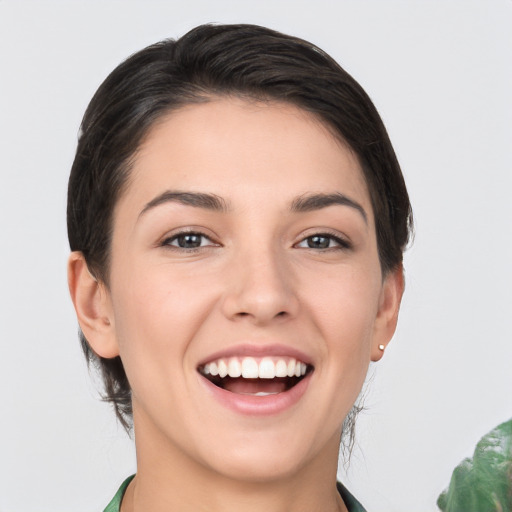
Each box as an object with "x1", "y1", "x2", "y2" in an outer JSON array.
[
  {"x1": 123, "y1": 471, "x2": 347, "y2": 512},
  {"x1": 121, "y1": 410, "x2": 348, "y2": 512}
]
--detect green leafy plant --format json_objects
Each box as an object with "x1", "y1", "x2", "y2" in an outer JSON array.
[{"x1": 438, "y1": 418, "x2": 512, "y2": 512}]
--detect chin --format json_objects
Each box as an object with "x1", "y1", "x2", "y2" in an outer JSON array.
[
  {"x1": 194, "y1": 426, "x2": 335, "y2": 485},
  {"x1": 206, "y1": 450, "x2": 308, "y2": 484}
]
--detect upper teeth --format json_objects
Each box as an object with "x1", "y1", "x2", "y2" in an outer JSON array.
[{"x1": 202, "y1": 357, "x2": 308, "y2": 379}]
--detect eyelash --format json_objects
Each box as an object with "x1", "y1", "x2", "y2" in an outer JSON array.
[
  {"x1": 161, "y1": 231, "x2": 217, "y2": 251},
  {"x1": 160, "y1": 230, "x2": 351, "y2": 253},
  {"x1": 295, "y1": 232, "x2": 352, "y2": 251}
]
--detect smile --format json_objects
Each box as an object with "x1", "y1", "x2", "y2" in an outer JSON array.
[{"x1": 198, "y1": 356, "x2": 313, "y2": 396}]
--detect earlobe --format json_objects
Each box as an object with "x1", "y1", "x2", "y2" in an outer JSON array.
[
  {"x1": 67, "y1": 252, "x2": 120, "y2": 359},
  {"x1": 371, "y1": 265, "x2": 405, "y2": 362}
]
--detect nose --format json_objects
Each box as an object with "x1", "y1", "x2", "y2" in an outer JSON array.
[{"x1": 221, "y1": 245, "x2": 299, "y2": 325}]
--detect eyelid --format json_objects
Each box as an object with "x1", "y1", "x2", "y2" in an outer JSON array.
[
  {"x1": 158, "y1": 227, "x2": 220, "y2": 249},
  {"x1": 294, "y1": 229, "x2": 353, "y2": 250}
]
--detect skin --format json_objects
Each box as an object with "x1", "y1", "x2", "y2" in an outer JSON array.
[{"x1": 68, "y1": 98, "x2": 403, "y2": 512}]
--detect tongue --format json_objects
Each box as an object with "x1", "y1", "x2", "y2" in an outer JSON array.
[{"x1": 223, "y1": 377, "x2": 288, "y2": 395}]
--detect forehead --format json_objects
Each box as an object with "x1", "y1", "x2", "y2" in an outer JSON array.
[{"x1": 119, "y1": 98, "x2": 372, "y2": 217}]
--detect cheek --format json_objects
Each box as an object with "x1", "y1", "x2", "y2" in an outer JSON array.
[
  {"x1": 109, "y1": 264, "x2": 217, "y2": 375},
  {"x1": 304, "y1": 264, "x2": 381, "y2": 345},
  {"x1": 303, "y1": 264, "x2": 382, "y2": 402}
]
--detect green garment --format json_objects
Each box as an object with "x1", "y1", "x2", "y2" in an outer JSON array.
[
  {"x1": 438, "y1": 418, "x2": 512, "y2": 512},
  {"x1": 103, "y1": 475, "x2": 134, "y2": 512},
  {"x1": 104, "y1": 475, "x2": 367, "y2": 512},
  {"x1": 337, "y1": 481, "x2": 368, "y2": 512}
]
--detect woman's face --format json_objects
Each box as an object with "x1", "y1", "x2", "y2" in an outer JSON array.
[{"x1": 94, "y1": 98, "x2": 402, "y2": 481}]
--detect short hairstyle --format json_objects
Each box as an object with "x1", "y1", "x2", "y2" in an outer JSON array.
[{"x1": 67, "y1": 23, "x2": 413, "y2": 434}]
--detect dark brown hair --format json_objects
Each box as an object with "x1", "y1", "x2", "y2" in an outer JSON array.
[{"x1": 67, "y1": 23, "x2": 412, "y2": 434}]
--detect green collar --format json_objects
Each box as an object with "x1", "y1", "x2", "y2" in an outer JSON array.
[{"x1": 103, "y1": 475, "x2": 134, "y2": 512}]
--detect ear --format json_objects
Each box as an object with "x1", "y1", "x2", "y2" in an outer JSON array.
[
  {"x1": 371, "y1": 265, "x2": 405, "y2": 362},
  {"x1": 67, "y1": 252, "x2": 119, "y2": 358}
]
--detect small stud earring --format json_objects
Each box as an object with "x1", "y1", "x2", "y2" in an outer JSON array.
[{"x1": 378, "y1": 344, "x2": 385, "y2": 351}]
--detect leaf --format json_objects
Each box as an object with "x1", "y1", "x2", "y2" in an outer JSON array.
[{"x1": 437, "y1": 418, "x2": 512, "y2": 512}]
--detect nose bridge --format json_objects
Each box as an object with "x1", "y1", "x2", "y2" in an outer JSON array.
[{"x1": 222, "y1": 238, "x2": 298, "y2": 324}]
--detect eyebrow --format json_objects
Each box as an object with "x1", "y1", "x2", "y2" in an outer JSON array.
[
  {"x1": 139, "y1": 190, "x2": 367, "y2": 224},
  {"x1": 139, "y1": 191, "x2": 230, "y2": 218},
  {"x1": 290, "y1": 192, "x2": 368, "y2": 224}
]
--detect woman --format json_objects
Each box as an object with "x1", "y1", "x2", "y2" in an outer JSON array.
[{"x1": 67, "y1": 23, "x2": 412, "y2": 512}]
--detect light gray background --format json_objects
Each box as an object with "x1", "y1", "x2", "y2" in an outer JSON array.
[{"x1": 0, "y1": 1, "x2": 511, "y2": 511}]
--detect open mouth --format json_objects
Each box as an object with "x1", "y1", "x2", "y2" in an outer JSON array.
[{"x1": 198, "y1": 356, "x2": 313, "y2": 396}]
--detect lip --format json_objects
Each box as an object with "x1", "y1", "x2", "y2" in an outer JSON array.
[
  {"x1": 197, "y1": 343, "x2": 313, "y2": 367},
  {"x1": 196, "y1": 344, "x2": 314, "y2": 415},
  {"x1": 198, "y1": 369, "x2": 313, "y2": 416}
]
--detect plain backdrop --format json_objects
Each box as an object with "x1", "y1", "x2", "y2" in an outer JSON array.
[{"x1": 0, "y1": 1, "x2": 511, "y2": 511}]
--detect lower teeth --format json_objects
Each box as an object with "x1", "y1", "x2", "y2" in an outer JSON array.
[{"x1": 241, "y1": 391, "x2": 280, "y2": 396}]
